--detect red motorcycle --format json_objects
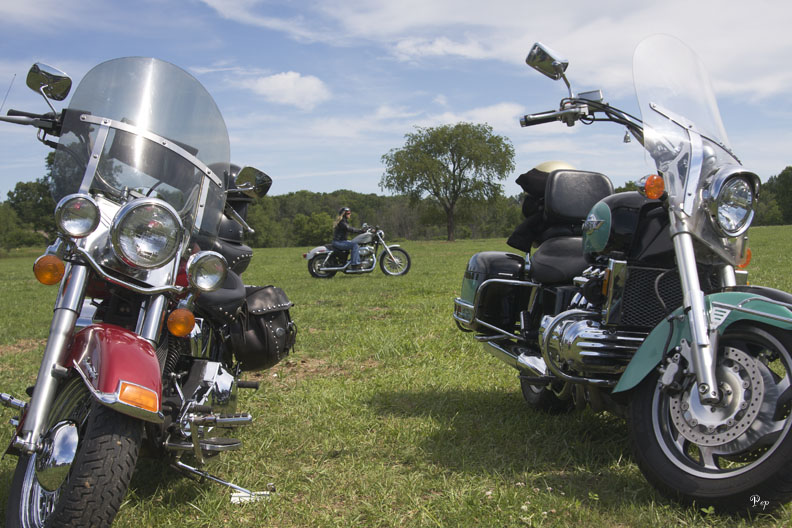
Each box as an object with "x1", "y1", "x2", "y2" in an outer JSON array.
[{"x1": 0, "y1": 59, "x2": 296, "y2": 527}]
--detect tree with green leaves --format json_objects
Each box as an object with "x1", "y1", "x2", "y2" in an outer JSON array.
[
  {"x1": 6, "y1": 177, "x2": 56, "y2": 241},
  {"x1": 380, "y1": 122, "x2": 515, "y2": 241},
  {"x1": 762, "y1": 167, "x2": 792, "y2": 224}
]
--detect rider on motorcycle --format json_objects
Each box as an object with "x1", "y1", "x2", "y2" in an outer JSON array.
[{"x1": 332, "y1": 207, "x2": 365, "y2": 269}]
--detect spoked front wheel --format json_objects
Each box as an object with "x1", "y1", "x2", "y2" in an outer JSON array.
[
  {"x1": 628, "y1": 324, "x2": 792, "y2": 514},
  {"x1": 6, "y1": 377, "x2": 142, "y2": 528},
  {"x1": 379, "y1": 248, "x2": 411, "y2": 276}
]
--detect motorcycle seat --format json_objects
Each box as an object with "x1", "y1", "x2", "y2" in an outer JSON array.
[
  {"x1": 195, "y1": 270, "x2": 247, "y2": 324},
  {"x1": 529, "y1": 236, "x2": 588, "y2": 284}
]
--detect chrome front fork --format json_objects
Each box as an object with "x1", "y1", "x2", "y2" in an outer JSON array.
[
  {"x1": 671, "y1": 223, "x2": 720, "y2": 404},
  {"x1": 14, "y1": 264, "x2": 89, "y2": 453}
]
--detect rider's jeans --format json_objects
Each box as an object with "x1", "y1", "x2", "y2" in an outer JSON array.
[{"x1": 332, "y1": 240, "x2": 360, "y2": 266}]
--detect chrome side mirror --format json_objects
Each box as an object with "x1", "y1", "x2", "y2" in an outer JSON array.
[
  {"x1": 235, "y1": 167, "x2": 272, "y2": 198},
  {"x1": 526, "y1": 43, "x2": 568, "y2": 80},
  {"x1": 27, "y1": 63, "x2": 72, "y2": 101}
]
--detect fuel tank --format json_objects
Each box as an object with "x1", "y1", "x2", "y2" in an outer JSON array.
[{"x1": 582, "y1": 191, "x2": 674, "y2": 267}]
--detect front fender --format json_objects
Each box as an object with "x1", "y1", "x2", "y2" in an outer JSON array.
[
  {"x1": 613, "y1": 288, "x2": 792, "y2": 393},
  {"x1": 66, "y1": 323, "x2": 163, "y2": 422}
]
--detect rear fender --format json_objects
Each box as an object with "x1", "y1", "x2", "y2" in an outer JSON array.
[
  {"x1": 613, "y1": 288, "x2": 792, "y2": 393},
  {"x1": 304, "y1": 246, "x2": 329, "y2": 260},
  {"x1": 66, "y1": 323, "x2": 163, "y2": 423}
]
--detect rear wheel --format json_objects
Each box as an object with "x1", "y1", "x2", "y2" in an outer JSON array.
[
  {"x1": 520, "y1": 378, "x2": 574, "y2": 414},
  {"x1": 628, "y1": 324, "x2": 792, "y2": 513},
  {"x1": 379, "y1": 248, "x2": 411, "y2": 276},
  {"x1": 308, "y1": 255, "x2": 336, "y2": 278},
  {"x1": 6, "y1": 377, "x2": 142, "y2": 528}
]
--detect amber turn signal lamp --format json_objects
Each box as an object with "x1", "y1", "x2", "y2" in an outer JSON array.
[
  {"x1": 33, "y1": 255, "x2": 66, "y2": 285},
  {"x1": 644, "y1": 174, "x2": 665, "y2": 200},
  {"x1": 738, "y1": 248, "x2": 752, "y2": 269},
  {"x1": 118, "y1": 381, "x2": 159, "y2": 413},
  {"x1": 167, "y1": 308, "x2": 195, "y2": 337}
]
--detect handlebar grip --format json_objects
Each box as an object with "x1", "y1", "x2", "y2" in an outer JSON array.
[
  {"x1": 7, "y1": 109, "x2": 46, "y2": 119},
  {"x1": 520, "y1": 112, "x2": 561, "y2": 127}
]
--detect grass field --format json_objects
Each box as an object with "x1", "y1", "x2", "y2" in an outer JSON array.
[{"x1": 0, "y1": 228, "x2": 791, "y2": 527}]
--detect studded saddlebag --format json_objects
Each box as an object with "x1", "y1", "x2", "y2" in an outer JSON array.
[{"x1": 228, "y1": 285, "x2": 296, "y2": 371}]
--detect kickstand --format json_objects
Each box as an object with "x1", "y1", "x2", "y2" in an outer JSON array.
[{"x1": 172, "y1": 459, "x2": 275, "y2": 503}]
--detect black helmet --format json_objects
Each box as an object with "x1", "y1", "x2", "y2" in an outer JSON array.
[{"x1": 338, "y1": 207, "x2": 350, "y2": 216}]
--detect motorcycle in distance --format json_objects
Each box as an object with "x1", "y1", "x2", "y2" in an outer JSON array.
[
  {"x1": 0, "y1": 59, "x2": 296, "y2": 527},
  {"x1": 454, "y1": 35, "x2": 792, "y2": 514},
  {"x1": 303, "y1": 226, "x2": 411, "y2": 278}
]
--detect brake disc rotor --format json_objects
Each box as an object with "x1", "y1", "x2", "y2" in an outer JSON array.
[{"x1": 668, "y1": 347, "x2": 764, "y2": 447}]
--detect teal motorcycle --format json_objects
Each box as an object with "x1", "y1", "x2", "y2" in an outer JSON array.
[{"x1": 454, "y1": 35, "x2": 792, "y2": 513}]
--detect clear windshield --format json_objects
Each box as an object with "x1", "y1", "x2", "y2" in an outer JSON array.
[
  {"x1": 634, "y1": 35, "x2": 739, "y2": 211},
  {"x1": 51, "y1": 57, "x2": 229, "y2": 237}
]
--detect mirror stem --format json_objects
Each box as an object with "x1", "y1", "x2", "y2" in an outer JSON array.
[{"x1": 38, "y1": 86, "x2": 57, "y2": 115}]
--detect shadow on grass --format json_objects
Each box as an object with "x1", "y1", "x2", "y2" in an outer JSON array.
[{"x1": 367, "y1": 386, "x2": 660, "y2": 509}]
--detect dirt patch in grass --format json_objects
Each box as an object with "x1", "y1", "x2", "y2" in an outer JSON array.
[
  {"x1": 246, "y1": 357, "x2": 380, "y2": 387},
  {"x1": 0, "y1": 339, "x2": 45, "y2": 357}
]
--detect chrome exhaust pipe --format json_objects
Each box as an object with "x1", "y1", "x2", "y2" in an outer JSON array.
[{"x1": 480, "y1": 339, "x2": 550, "y2": 379}]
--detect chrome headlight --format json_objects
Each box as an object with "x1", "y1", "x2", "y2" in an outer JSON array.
[
  {"x1": 111, "y1": 199, "x2": 183, "y2": 269},
  {"x1": 54, "y1": 194, "x2": 100, "y2": 238},
  {"x1": 186, "y1": 251, "x2": 228, "y2": 292},
  {"x1": 715, "y1": 177, "x2": 755, "y2": 237}
]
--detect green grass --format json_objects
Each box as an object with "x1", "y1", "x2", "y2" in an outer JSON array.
[{"x1": 1, "y1": 229, "x2": 792, "y2": 526}]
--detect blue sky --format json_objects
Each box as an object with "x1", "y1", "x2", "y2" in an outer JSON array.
[{"x1": 1, "y1": 0, "x2": 791, "y2": 200}]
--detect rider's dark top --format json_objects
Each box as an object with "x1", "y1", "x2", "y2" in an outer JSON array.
[{"x1": 333, "y1": 219, "x2": 363, "y2": 241}]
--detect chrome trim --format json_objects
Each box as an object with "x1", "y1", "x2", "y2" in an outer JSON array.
[
  {"x1": 80, "y1": 114, "x2": 223, "y2": 188},
  {"x1": 54, "y1": 194, "x2": 100, "y2": 238},
  {"x1": 452, "y1": 278, "x2": 539, "y2": 334},
  {"x1": 711, "y1": 297, "x2": 792, "y2": 326},
  {"x1": 704, "y1": 168, "x2": 760, "y2": 238},
  {"x1": 537, "y1": 310, "x2": 617, "y2": 387},
  {"x1": 137, "y1": 294, "x2": 167, "y2": 344},
  {"x1": 110, "y1": 198, "x2": 184, "y2": 270},
  {"x1": 187, "y1": 251, "x2": 228, "y2": 293},
  {"x1": 72, "y1": 364, "x2": 164, "y2": 423},
  {"x1": 72, "y1": 245, "x2": 185, "y2": 295},
  {"x1": 16, "y1": 264, "x2": 89, "y2": 453},
  {"x1": 78, "y1": 124, "x2": 111, "y2": 195},
  {"x1": 602, "y1": 259, "x2": 627, "y2": 325},
  {"x1": 673, "y1": 225, "x2": 719, "y2": 403},
  {"x1": 480, "y1": 339, "x2": 551, "y2": 380},
  {"x1": 34, "y1": 421, "x2": 78, "y2": 492}
]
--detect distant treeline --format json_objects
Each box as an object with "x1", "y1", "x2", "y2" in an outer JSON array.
[
  {"x1": 3, "y1": 164, "x2": 791, "y2": 251},
  {"x1": 244, "y1": 189, "x2": 522, "y2": 247}
]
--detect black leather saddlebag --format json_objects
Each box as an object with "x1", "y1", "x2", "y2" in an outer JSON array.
[{"x1": 228, "y1": 285, "x2": 296, "y2": 371}]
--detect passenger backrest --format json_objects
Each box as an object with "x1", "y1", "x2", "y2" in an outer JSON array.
[{"x1": 544, "y1": 170, "x2": 613, "y2": 223}]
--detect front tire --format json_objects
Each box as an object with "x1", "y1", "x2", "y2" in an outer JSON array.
[
  {"x1": 379, "y1": 248, "x2": 411, "y2": 276},
  {"x1": 628, "y1": 324, "x2": 792, "y2": 513},
  {"x1": 308, "y1": 255, "x2": 336, "y2": 278},
  {"x1": 6, "y1": 377, "x2": 142, "y2": 528}
]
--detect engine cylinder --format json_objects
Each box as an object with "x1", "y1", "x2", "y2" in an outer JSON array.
[{"x1": 539, "y1": 311, "x2": 646, "y2": 375}]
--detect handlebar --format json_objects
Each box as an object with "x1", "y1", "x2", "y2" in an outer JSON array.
[
  {"x1": 520, "y1": 105, "x2": 589, "y2": 127},
  {"x1": 7, "y1": 109, "x2": 52, "y2": 119},
  {"x1": 0, "y1": 108, "x2": 61, "y2": 135}
]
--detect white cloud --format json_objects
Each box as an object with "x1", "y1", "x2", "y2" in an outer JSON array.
[
  {"x1": 393, "y1": 37, "x2": 490, "y2": 61},
  {"x1": 241, "y1": 71, "x2": 331, "y2": 110}
]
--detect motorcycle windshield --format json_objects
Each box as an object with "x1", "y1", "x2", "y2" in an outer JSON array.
[
  {"x1": 633, "y1": 35, "x2": 739, "y2": 214},
  {"x1": 52, "y1": 57, "x2": 229, "y2": 236}
]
